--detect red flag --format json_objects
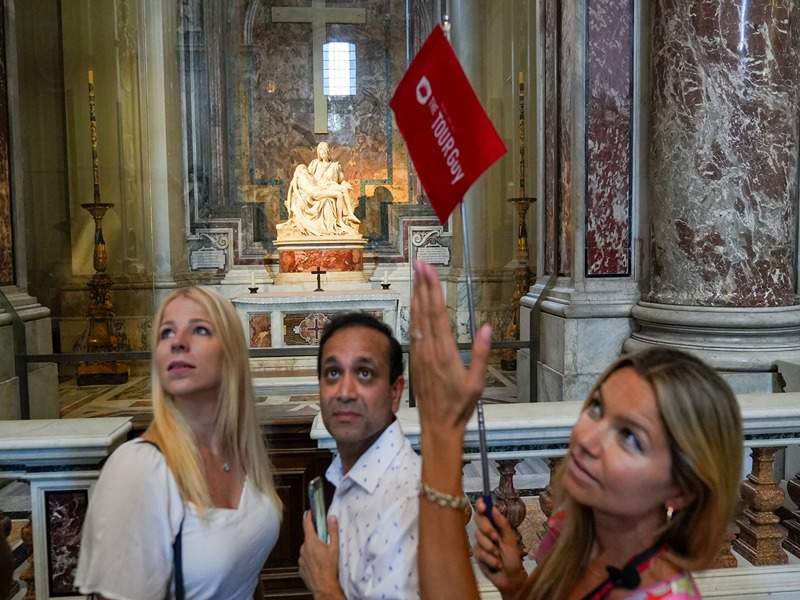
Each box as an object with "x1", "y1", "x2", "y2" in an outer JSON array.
[{"x1": 390, "y1": 24, "x2": 506, "y2": 224}]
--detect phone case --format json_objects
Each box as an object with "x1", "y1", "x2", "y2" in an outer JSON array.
[{"x1": 308, "y1": 476, "x2": 328, "y2": 544}]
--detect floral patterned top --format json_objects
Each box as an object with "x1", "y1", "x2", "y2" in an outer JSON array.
[{"x1": 535, "y1": 512, "x2": 702, "y2": 600}]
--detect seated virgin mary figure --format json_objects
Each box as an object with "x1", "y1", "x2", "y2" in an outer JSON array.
[{"x1": 276, "y1": 143, "x2": 361, "y2": 239}]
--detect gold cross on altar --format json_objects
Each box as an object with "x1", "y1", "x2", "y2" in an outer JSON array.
[{"x1": 272, "y1": 0, "x2": 366, "y2": 134}]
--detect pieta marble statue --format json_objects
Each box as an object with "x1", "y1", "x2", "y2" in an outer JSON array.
[{"x1": 276, "y1": 142, "x2": 362, "y2": 240}]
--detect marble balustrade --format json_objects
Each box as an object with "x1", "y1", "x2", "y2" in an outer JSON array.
[
  {"x1": 312, "y1": 392, "x2": 800, "y2": 599},
  {"x1": 0, "y1": 417, "x2": 131, "y2": 600}
]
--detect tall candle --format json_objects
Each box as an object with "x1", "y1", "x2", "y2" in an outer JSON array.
[
  {"x1": 88, "y1": 69, "x2": 101, "y2": 203},
  {"x1": 382, "y1": 271, "x2": 389, "y2": 285},
  {"x1": 250, "y1": 271, "x2": 256, "y2": 287}
]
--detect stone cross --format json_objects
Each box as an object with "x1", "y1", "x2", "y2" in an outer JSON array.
[
  {"x1": 271, "y1": 1, "x2": 366, "y2": 134},
  {"x1": 312, "y1": 265, "x2": 327, "y2": 292}
]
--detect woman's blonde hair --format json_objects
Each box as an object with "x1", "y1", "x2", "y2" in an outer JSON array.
[
  {"x1": 525, "y1": 347, "x2": 742, "y2": 599},
  {"x1": 148, "y1": 286, "x2": 282, "y2": 512}
]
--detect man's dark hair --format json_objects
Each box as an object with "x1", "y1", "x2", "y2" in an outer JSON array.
[{"x1": 317, "y1": 312, "x2": 404, "y2": 383}]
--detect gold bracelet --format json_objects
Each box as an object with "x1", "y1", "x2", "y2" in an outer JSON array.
[{"x1": 420, "y1": 481, "x2": 470, "y2": 510}]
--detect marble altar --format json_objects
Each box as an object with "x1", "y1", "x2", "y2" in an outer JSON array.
[{"x1": 233, "y1": 289, "x2": 400, "y2": 349}]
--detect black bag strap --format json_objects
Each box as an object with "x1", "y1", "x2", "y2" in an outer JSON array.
[{"x1": 138, "y1": 439, "x2": 185, "y2": 600}]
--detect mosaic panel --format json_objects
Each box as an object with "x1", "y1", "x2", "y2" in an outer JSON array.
[{"x1": 284, "y1": 310, "x2": 382, "y2": 345}]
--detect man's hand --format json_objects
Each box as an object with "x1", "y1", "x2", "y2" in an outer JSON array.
[{"x1": 298, "y1": 512, "x2": 346, "y2": 600}]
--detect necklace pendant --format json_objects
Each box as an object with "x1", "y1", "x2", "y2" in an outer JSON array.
[{"x1": 223, "y1": 462, "x2": 231, "y2": 473}]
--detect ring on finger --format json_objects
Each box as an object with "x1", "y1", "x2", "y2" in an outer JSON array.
[{"x1": 411, "y1": 329, "x2": 423, "y2": 341}]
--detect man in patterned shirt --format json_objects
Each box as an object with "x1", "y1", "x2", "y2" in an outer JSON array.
[{"x1": 299, "y1": 312, "x2": 420, "y2": 599}]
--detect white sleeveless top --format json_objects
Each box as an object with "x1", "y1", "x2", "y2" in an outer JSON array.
[{"x1": 76, "y1": 439, "x2": 281, "y2": 600}]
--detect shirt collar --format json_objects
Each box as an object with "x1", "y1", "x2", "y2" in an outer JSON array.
[{"x1": 325, "y1": 419, "x2": 405, "y2": 495}]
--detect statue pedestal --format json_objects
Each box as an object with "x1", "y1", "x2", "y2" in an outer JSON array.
[{"x1": 274, "y1": 237, "x2": 368, "y2": 284}]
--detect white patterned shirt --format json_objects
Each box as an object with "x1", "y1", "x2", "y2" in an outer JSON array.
[{"x1": 326, "y1": 419, "x2": 421, "y2": 600}]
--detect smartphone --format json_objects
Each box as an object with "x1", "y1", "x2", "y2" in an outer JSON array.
[{"x1": 308, "y1": 476, "x2": 329, "y2": 544}]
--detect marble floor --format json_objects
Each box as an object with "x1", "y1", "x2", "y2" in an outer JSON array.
[{"x1": 58, "y1": 365, "x2": 520, "y2": 419}]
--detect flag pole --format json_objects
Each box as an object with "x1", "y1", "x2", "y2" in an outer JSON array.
[{"x1": 441, "y1": 11, "x2": 495, "y2": 520}]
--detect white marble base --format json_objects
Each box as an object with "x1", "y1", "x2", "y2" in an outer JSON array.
[
  {"x1": 626, "y1": 302, "x2": 800, "y2": 391},
  {"x1": 519, "y1": 279, "x2": 636, "y2": 403}
]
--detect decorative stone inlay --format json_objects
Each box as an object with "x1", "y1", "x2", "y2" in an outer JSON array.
[
  {"x1": 290, "y1": 312, "x2": 331, "y2": 346},
  {"x1": 734, "y1": 447, "x2": 788, "y2": 565},
  {"x1": 44, "y1": 490, "x2": 88, "y2": 594},
  {"x1": 284, "y1": 310, "x2": 382, "y2": 346},
  {"x1": 249, "y1": 313, "x2": 271, "y2": 348},
  {"x1": 585, "y1": 0, "x2": 633, "y2": 277},
  {"x1": 279, "y1": 247, "x2": 363, "y2": 272}
]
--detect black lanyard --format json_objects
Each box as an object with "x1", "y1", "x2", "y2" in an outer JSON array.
[{"x1": 580, "y1": 539, "x2": 667, "y2": 600}]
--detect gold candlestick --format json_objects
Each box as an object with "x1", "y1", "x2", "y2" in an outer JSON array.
[
  {"x1": 502, "y1": 71, "x2": 535, "y2": 372},
  {"x1": 88, "y1": 69, "x2": 101, "y2": 204},
  {"x1": 78, "y1": 68, "x2": 128, "y2": 386}
]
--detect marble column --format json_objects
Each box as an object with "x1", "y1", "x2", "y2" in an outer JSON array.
[
  {"x1": 625, "y1": 0, "x2": 800, "y2": 391},
  {"x1": 521, "y1": 0, "x2": 638, "y2": 402},
  {"x1": 447, "y1": 0, "x2": 516, "y2": 341}
]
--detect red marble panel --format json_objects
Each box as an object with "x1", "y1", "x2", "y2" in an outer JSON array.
[
  {"x1": 279, "y1": 248, "x2": 363, "y2": 273},
  {"x1": 542, "y1": 0, "x2": 559, "y2": 275},
  {"x1": 542, "y1": 0, "x2": 575, "y2": 277},
  {"x1": 44, "y1": 489, "x2": 88, "y2": 595},
  {"x1": 585, "y1": 0, "x2": 633, "y2": 277},
  {"x1": 249, "y1": 313, "x2": 271, "y2": 348},
  {"x1": 558, "y1": 1, "x2": 575, "y2": 276},
  {"x1": 0, "y1": 3, "x2": 13, "y2": 286}
]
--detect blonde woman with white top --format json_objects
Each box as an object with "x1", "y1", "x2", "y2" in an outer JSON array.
[{"x1": 76, "y1": 286, "x2": 282, "y2": 600}]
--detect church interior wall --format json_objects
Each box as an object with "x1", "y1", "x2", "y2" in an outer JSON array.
[{"x1": 4, "y1": 0, "x2": 538, "y2": 398}]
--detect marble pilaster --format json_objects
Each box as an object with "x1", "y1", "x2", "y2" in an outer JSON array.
[
  {"x1": 521, "y1": 0, "x2": 638, "y2": 402},
  {"x1": 0, "y1": 288, "x2": 59, "y2": 420},
  {"x1": 626, "y1": 0, "x2": 800, "y2": 391}
]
